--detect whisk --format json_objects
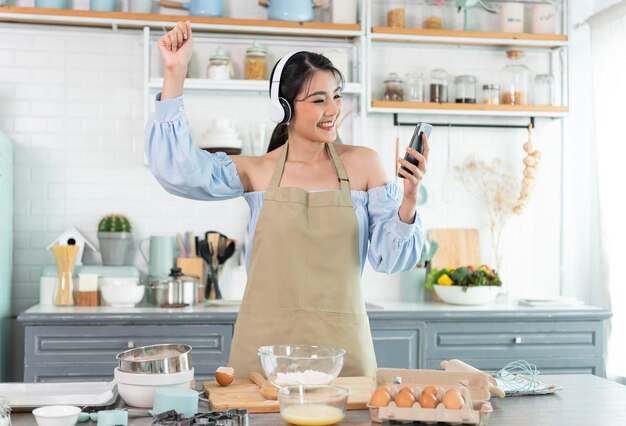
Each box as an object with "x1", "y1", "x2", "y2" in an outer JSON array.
[{"x1": 495, "y1": 360, "x2": 540, "y2": 393}]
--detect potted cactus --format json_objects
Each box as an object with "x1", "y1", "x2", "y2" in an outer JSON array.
[{"x1": 97, "y1": 214, "x2": 133, "y2": 266}]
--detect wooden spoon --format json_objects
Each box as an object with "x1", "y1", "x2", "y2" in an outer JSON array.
[{"x1": 249, "y1": 371, "x2": 278, "y2": 400}]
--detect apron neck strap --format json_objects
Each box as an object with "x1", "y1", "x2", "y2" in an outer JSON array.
[{"x1": 268, "y1": 141, "x2": 351, "y2": 196}]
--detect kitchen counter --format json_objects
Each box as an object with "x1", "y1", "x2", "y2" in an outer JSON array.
[
  {"x1": 17, "y1": 302, "x2": 611, "y2": 382},
  {"x1": 9, "y1": 375, "x2": 626, "y2": 425},
  {"x1": 18, "y1": 301, "x2": 610, "y2": 324}
]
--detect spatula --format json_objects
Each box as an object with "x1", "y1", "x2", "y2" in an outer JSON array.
[{"x1": 249, "y1": 372, "x2": 278, "y2": 400}]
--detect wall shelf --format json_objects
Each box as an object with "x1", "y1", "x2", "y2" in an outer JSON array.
[
  {"x1": 147, "y1": 78, "x2": 362, "y2": 94},
  {"x1": 0, "y1": 6, "x2": 362, "y2": 38},
  {"x1": 370, "y1": 27, "x2": 568, "y2": 48},
  {"x1": 370, "y1": 101, "x2": 568, "y2": 118}
]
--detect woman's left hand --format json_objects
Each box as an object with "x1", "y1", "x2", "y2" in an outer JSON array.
[{"x1": 397, "y1": 132, "x2": 429, "y2": 202}]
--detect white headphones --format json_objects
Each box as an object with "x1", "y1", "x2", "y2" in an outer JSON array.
[{"x1": 268, "y1": 50, "x2": 305, "y2": 125}]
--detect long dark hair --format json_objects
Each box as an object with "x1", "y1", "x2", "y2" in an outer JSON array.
[{"x1": 266, "y1": 52, "x2": 344, "y2": 153}]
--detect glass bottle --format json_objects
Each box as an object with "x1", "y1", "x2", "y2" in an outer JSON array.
[
  {"x1": 454, "y1": 75, "x2": 476, "y2": 103},
  {"x1": 383, "y1": 73, "x2": 404, "y2": 101},
  {"x1": 244, "y1": 41, "x2": 267, "y2": 80},
  {"x1": 533, "y1": 74, "x2": 555, "y2": 105},
  {"x1": 206, "y1": 47, "x2": 232, "y2": 80},
  {"x1": 405, "y1": 73, "x2": 424, "y2": 102},
  {"x1": 429, "y1": 68, "x2": 448, "y2": 103},
  {"x1": 501, "y1": 50, "x2": 530, "y2": 105},
  {"x1": 481, "y1": 84, "x2": 500, "y2": 105},
  {"x1": 423, "y1": 0, "x2": 445, "y2": 29}
]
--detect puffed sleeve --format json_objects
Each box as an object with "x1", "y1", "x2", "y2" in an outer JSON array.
[
  {"x1": 144, "y1": 93, "x2": 244, "y2": 200},
  {"x1": 367, "y1": 182, "x2": 425, "y2": 273}
]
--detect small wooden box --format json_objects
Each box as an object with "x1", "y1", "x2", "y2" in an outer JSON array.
[
  {"x1": 75, "y1": 290, "x2": 100, "y2": 307},
  {"x1": 176, "y1": 257, "x2": 205, "y2": 301}
]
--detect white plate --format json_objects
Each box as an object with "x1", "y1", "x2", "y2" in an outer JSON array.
[{"x1": 1, "y1": 381, "x2": 118, "y2": 412}]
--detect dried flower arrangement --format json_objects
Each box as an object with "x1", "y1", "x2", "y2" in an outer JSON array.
[{"x1": 455, "y1": 125, "x2": 540, "y2": 274}]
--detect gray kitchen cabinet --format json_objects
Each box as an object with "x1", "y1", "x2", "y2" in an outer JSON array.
[
  {"x1": 18, "y1": 304, "x2": 610, "y2": 382},
  {"x1": 422, "y1": 320, "x2": 606, "y2": 376}
]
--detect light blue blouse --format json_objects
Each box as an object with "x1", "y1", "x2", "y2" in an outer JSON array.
[{"x1": 145, "y1": 94, "x2": 424, "y2": 274}]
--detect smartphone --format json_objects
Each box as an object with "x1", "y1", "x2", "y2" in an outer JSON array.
[{"x1": 398, "y1": 122, "x2": 431, "y2": 178}]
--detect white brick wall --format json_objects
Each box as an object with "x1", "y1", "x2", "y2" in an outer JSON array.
[{"x1": 0, "y1": 21, "x2": 567, "y2": 318}]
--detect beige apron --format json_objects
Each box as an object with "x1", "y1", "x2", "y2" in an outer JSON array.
[{"x1": 228, "y1": 141, "x2": 377, "y2": 379}]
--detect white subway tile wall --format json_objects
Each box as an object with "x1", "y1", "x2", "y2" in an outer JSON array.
[{"x1": 1, "y1": 23, "x2": 562, "y2": 318}]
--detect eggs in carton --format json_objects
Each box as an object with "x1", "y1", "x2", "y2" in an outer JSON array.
[{"x1": 367, "y1": 368, "x2": 493, "y2": 425}]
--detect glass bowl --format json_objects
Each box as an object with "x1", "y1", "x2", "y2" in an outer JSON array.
[
  {"x1": 278, "y1": 385, "x2": 349, "y2": 426},
  {"x1": 258, "y1": 344, "x2": 345, "y2": 387}
]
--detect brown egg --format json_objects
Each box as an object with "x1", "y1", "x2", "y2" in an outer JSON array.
[
  {"x1": 398, "y1": 386, "x2": 415, "y2": 397},
  {"x1": 422, "y1": 385, "x2": 439, "y2": 396},
  {"x1": 417, "y1": 391, "x2": 438, "y2": 409},
  {"x1": 369, "y1": 388, "x2": 391, "y2": 407},
  {"x1": 394, "y1": 390, "x2": 416, "y2": 408},
  {"x1": 442, "y1": 389, "x2": 465, "y2": 410},
  {"x1": 214, "y1": 366, "x2": 234, "y2": 386}
]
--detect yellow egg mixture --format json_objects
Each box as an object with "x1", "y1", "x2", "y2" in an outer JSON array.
[{"x1": 281, "y1": 404, "x2": 345, "y2": 426}]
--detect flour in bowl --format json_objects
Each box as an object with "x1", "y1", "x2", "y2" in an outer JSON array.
[{"x1": 274, "y1": 370, "x2": 335, "y2": 386}]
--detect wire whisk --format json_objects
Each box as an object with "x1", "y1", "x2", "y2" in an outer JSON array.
[{"x1": 495, "y1": 360, "x2": 540, "y2": 392}]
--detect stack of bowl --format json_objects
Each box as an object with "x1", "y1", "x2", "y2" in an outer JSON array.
[
  {"x1": 258, "y1": 344, "x2": 349, "y2": 425},
  {"x1": 114, "y1": 344, "x2": 194, "y2": 408},
  {"x1": 100, "y1": 277, "x2": 145, "y2": 307}
]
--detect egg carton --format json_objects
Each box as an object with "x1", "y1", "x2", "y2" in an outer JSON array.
[{"x1": 368, "y1": 368, "x2": 493, "y2": 425}]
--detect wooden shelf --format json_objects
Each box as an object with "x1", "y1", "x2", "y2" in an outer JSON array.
[
  {"x1": 370, "y1": 101, "x2": 569, "y2": 118},
  {"x1": 371, "y1": 27, "x2": 568, "y2": 48},
  {"x1": 0, "y1": 6, "x2": 362, "y2": 37},
  {"x1": 148, "y1": 78, "x2": 362, "y2": 94}
]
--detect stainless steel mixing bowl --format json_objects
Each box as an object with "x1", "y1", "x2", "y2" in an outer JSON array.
[{"x1": 116, "y1": 343, "x2": 192, "y2": 374}]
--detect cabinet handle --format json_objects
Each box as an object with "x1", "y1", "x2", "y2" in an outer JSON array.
[
  {"x1": 127, "y1": 341, "x2": 135, "y2": 349},
  {"x1": 514, "y1": 336, "x2": 522, "y2": 344}
]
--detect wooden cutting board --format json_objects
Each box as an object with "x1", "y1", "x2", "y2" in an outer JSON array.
[
  {"x1": 203, "y1": 376, "x2": 373, "y2": 413},
  {"x1": 428, "y1": 228, "x2": 480, "y2": 269}
]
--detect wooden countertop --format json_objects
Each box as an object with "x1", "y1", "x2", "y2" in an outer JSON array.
[{"x1": 9, "y1": 375, "x2": 626, "y2": 425}]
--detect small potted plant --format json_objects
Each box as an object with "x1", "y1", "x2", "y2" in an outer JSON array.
[
  {"x1": 425, "y1": 264, "x2": 502, "y2": 305},
  {"x1": 97, "y1": 214, "x2": 133, "y2": 266}
]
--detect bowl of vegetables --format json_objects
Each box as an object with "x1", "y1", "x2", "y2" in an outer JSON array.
[{"x1": 426, "y1": 265, "x2": 502, "y2": 305}]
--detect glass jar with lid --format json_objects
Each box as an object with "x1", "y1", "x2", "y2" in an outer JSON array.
[
  {"x1": 454, "y1": 75, "x2": 476, "y2": 103},
  {"x1": 244, "y1": 41, "x2": 267, "y2": 80},
  {"x1": 383, "y1": 72, "x2": 404, "y2": 101},
  {"x1": 533, "y1": 74, "x2": 555, "y2": 105},
  {"x1": 481, "y1": 84, "x2": 500, "y2": 105},
  {"x1": 206, "y1": 47, "x2": 232, "y2": 80},
  {"x1": 387, "y1": 1, "x2": 406, "y2": 28},
  {"x1": 405, "y1": 73, "x2": 424, "y2": 102},
  {"x1": 423, "y1": 0, "x2": 445, "y2": 29},
  {"x1": 429, "y1": 68, "x2": 448, "y2": 103},
  {"x1": 501, "y1": 50, "x2": 530, "y2": 105}
]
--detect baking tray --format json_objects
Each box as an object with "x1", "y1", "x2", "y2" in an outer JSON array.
[{"x1": 0, "y1": 381, "x2": 118, "y2": 412}]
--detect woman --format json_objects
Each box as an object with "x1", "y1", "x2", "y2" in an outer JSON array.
[{"x1": 146, "y1": 22, "x2": 429, "y2": 378}]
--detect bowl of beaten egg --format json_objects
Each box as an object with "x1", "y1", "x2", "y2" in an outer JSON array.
[{"x1": 278, "y1": 385, "x2": 349, "y2": 426}]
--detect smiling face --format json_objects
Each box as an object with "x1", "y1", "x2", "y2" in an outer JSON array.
[{"x1": 290, "y1": 70, "x2": 343, "y2": 145}]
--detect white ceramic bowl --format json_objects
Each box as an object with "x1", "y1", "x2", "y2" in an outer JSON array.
[
  {"x1": 433, "y1": 285, "x2": 500, "y2": 305},
  {"x1": 32, "y1": 405, "x2": 81, "y2": 426},
  {"x1": 114, "y1": 367, "x2": 195, "y2": 408},
  {"x1": 101, "y1": 284, "x2": 145, "y2": 307}
]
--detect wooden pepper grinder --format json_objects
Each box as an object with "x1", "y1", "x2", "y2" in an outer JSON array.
[{"x1": 52, "y1": 244, "x2": 80, "y2": 306}]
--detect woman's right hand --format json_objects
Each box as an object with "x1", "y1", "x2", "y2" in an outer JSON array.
[{"x1": 158, "y1": 21, "x2": 193, "y2": 71}]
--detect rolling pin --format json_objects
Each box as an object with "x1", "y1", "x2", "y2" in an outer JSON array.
[{"x1": 440, "y1": 359, "x2": 506, "y2": 399}]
